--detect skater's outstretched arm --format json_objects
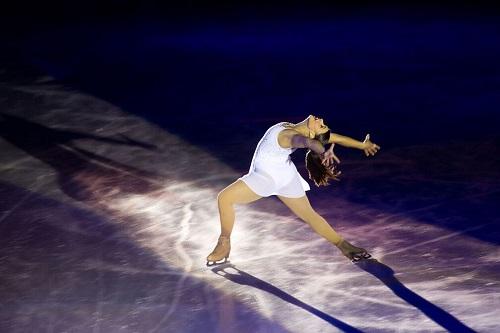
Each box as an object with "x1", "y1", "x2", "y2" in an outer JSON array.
[
  {"x1": 290, "y1": 134, "x2": 325, "y2": 154},
  {"x1": 328, "y1": 133, "x2": 380, "y2": 156}
]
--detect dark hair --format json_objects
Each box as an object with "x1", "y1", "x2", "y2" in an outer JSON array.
[
  {"x1": 315, "y1": 130, "x2": 331, "y2": 145},
  {"x1": 305, "y1": 130, "x2": 341, "y2": 186}
]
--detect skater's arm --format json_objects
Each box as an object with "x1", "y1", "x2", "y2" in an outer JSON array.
[
  {"x1": 328, "y1": 133, "x2": 381, "y2": 156},
  {"x1": 290, "y1": 135, "x2": 325, "y2": 154},
  {"x1": 328, "y1": 133, "x2": 364, "y2": 149}
]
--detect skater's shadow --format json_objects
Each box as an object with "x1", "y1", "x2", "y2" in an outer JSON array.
[
  {"x1": 212, "y1": 264, "x2": 364, "y2": 333},
  {"x1": 356, "y1": 259, "x2": 476, "y2": 332}
]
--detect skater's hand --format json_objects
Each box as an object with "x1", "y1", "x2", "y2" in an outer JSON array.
[
  {"x1": 362, "y1": 134, "x2": 380, "y2": 157},
  {"x1": 321, "y1": 143, "x2": 340, "y2": 167}
]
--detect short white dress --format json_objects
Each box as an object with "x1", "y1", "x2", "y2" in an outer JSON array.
[{"x1": 239, "y1": 122, "x2": 311, "y2": 198}]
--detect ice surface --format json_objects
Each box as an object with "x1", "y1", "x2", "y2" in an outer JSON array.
[{"x1": 0, "y1": 66, "x2": 499, "y2": 332}]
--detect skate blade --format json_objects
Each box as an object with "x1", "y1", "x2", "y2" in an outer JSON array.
[
  {"x1": 206, "y1": 258, "x2": 230, "y2": 267},
  {"x1": 351, "y1": 252, "x2": 372, "y2": 263}
]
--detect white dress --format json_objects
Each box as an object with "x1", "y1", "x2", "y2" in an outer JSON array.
[{"x1": 239, "y1": 122, "x2": 311, "y2": 198}]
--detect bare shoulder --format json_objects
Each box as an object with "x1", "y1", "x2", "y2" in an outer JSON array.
[{"x1": 278, "y1": 128, "x2": 302, "y2": 148}]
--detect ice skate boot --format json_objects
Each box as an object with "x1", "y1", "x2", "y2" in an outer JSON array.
[
  {"x1": 206, "y1": 235, "x2": 231, "y2": 266},
  {"x1": 337, "y1": 239, "x2": 371, "y2": 263}
]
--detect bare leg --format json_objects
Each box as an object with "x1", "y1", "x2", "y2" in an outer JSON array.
[
  {"x1": 217, "y1": 180, "x2": 262, "y2": 237},
  {"x1": 277, "y1": 194, "x2": 342, "y2": 245},
  {"x1": 277, "y1": 194, "x2": 370, "y2": 261},
  {"x1": 207, "y1": 180, "x2": 262, "y2": 265}
]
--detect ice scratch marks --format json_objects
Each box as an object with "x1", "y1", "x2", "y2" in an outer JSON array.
[
  {"x1": 149, "y1": 202, "x2": 193, "y2": 333},
  {"x1": 0, "y1": 182, "x2": 40, "y2": 225},
  {"x1": 165, "y1": 173, "x2": 239, "y2": 192},
  {"x1": 92, "y1": 250, "x2": 105, "y2": 333},
  {"x1": 383, "y1": 222, "x2": 492, "y2": 257}
]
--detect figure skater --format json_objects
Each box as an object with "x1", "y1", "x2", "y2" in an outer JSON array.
[{"x1": 207, "y1": 115, "x2": 381, "y2": 265}]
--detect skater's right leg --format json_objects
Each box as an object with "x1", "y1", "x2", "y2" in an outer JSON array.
[
  {"x1": 207, "y1": 180, "x2": 261, "y2": 265},
  {"x1": 217, "y1": 180, "x2": 262, "y2": 237}
]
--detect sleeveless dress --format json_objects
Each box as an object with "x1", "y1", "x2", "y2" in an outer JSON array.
[{"x1": 238, "y1": 122, "x2": 311, "y2": 198}]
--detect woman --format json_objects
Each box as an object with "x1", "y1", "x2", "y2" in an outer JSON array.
[{"x1": 207, "y1": 115, "x2": 381, "y2": 265}]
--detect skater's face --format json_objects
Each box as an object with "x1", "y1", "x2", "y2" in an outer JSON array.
[{"x1": 308, "y1": 115, "x2": 329, "y2": 135}]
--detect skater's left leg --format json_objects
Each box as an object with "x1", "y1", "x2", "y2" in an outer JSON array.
[{"x1": 277, "y1": 195, "x2": 343, "y2": 245}]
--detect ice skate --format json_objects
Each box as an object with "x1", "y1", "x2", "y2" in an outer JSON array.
[
  {"x1": 337, "y1": 239, "x2": 371, "y2": 263},
  {"x1": 206, "y1": 235, "x2": 231, "y2": 266}
]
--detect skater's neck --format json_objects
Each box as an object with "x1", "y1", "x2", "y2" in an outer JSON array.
[{"x1": 290, "y1": 119, "x2": 312, "y2": 138}]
